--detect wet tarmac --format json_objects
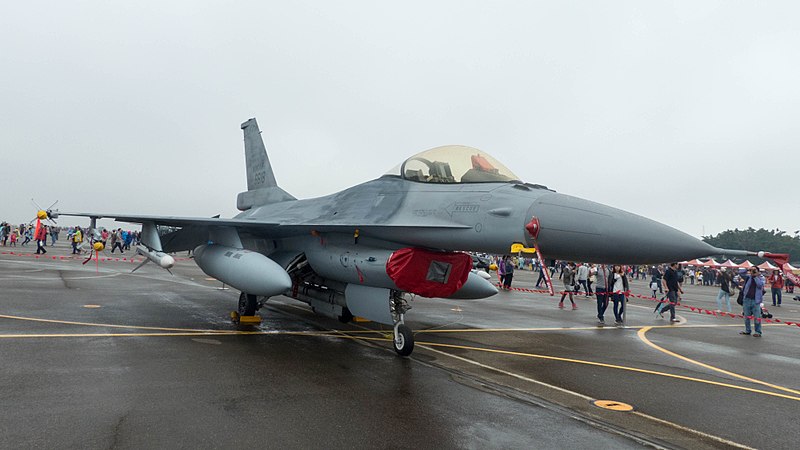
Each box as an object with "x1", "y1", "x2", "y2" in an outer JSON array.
[{"x1": 1, "y1": 244, "x2": 799, "y2": 449}]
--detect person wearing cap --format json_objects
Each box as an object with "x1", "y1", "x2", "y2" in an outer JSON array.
[
  {"x1": 739, "y1": 267, "x2": 766, "y2": 337},
  {"x1": 768, "y1": 270, "x2": 783, "y2": 307}
]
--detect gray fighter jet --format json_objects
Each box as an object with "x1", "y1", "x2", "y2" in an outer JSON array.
[{"x1": 52, "y1": 118, "x2": 739, "y2": 356}]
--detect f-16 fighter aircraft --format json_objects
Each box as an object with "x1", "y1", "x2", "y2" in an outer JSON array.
[{"x1": 50, "y1": 118, "x2": 755, "y2": 356}]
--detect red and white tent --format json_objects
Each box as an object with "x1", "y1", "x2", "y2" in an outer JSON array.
[
  {"x1": 720, "y1": 259, "x2": 739, "y2": 268},
  {"x1": 682, "y1": 259, "x2": 704, "y2": 266},
  {"x1": 701, "y1": 258, "x2": 720, "y2": 267},
  {"x1": 738, "y1": 260, "x2": 754, "y2": 268},
  {"x1": 758, "y1": 261, "x2": 779, "y2": 271}
]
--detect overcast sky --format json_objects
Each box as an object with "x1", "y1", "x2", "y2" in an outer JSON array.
[{"x1": 1, "y1": 1, "x2": 798, "y2": 237}]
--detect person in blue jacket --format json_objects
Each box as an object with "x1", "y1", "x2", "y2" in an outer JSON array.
[{"x1": 739, "y1": 267, "x2": 766, "y2": 337}]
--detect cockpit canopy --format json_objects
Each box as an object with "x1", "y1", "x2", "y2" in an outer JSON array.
[{"x1": 383, "y1": 145, "x2": 521, "y2": 184}]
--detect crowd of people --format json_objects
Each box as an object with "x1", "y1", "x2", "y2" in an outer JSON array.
[
  {"x1": 0, "y1": 222, "x2": 141, "y2": 255},
  {"x1": 1, "y1": 221, "x2": 62, "y2": 253},
  {"x1": 484, "y1": 254, "x2": 796, "y2": 337}
]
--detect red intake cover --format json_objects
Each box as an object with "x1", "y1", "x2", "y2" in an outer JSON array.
[{"x1": 386, "y1": 248, "x2": 472, "y2": 298}]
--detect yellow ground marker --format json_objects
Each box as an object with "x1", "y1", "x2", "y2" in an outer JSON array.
[
  {"x1": 238, "y1": 315, "x2": 262, "y2": 324},
  {"x1": 82, "y1": 305, "x2": 102, "y2": 309},
  {"x1": 592, "y1": 400, "x2": 634, "y2": 412}
]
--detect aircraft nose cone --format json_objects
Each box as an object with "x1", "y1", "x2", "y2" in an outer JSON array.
[{"x1": 529, "y1": 193, "x2": 716, "y2": 264}]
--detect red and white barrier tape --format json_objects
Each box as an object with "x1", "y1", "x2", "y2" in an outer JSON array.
[{"x1": 496, "y1": 282, "x2": 800, "y2": 329}]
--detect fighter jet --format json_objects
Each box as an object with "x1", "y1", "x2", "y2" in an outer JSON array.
[{"x1": 51, "y1": 118, "x2": 742, "y2": 356}]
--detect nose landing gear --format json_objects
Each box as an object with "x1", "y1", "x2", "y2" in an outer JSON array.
[
  {"x1": 390, "y1": 291, "x2": 414, "y2": 356},
  {"x1": 393, "y1": 321, "x2": 414, "y2": 356}
]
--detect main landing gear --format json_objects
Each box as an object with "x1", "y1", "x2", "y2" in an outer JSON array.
[
  {"x1": 232, "y1": 292, "x2": 262, "y2": 324},
  {"x1": 391, "y1": 292, "x2": 414, "y2": 357},
  {"x1": 238, "y1": 292, "x2": 259, "y2": 316}
]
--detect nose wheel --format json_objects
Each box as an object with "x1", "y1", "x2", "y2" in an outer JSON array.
[
  {"x1": 393, "y1": 322, "x2": 414, "y2": 356},
  {"x1": 390, "y1": 292, "x2": 414, "y2": 356}
]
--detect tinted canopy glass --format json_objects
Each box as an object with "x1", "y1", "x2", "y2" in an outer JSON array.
[{"x1": 384, "y1": 145, "x2": 520, "y2": 184}]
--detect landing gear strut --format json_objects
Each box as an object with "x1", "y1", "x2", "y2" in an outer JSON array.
[
  {"x1": 338, "y1": 307, "x2": 354, "y2": 324},
  {"x1": 238, "y1": 292, "x2": 259, "y2": 316},
  {"x1": 390, "y1": 292, "x2": 414, "y2": 356}
]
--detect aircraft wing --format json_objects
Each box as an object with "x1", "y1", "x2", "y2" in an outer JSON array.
[
  {"x1": 57, "y1": 211, "x2": 471, "y2": 231},
  {"x1": 58, "y1": 212, "x2": 279, "y2": 229}
]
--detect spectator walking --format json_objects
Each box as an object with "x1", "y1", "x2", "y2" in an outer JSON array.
[
  {"x1": 21, "y1": 227, "x2": 32, "y2": 246},
  {"x1": 608, "y1": 265, "x2": 628, "y2": 325},
  {"x1": 72, "y1": 226, "x2": 83, "y2": 254},
  {"x1": 739, "y1": 268, "x2": 765, "y2": 337},
  {"x1": 503, "y1": 256, "x2": 514, "y2": 290},
  {"x1": 588, "y1": 264, "x2": 596, "y2": 295},
  {"x1": 50, "y1": 227, "x2": 58, "y2": 246},
  {"x1": 498, "y1": 256, "x2": 507, "y2": 289},
  {"x1": 576, "y1": 263, "x2": 590, "y2": 296},
  {"x1": 716, "y1": 268, "x2": 733, "y2": 313},
  {"x1": 535, "y1": 261, "x2": 547, "y2": 288},
  {"x1": 558, "y1": 262, "x2": 578, "y2": 310},
  {"x1": 34, "y1": 224, "x2": 48, "y2": 254},
  {"x1": 594, "y1": 264, "x2": 609, "y2": 325},
  {"x1": 659, "y1": 262, "x2": 682, "y2": 323},
  {"x1": 110, "y1": 228, "x2": 125, "y2": 253}
]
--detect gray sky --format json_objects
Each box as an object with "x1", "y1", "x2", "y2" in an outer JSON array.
[{"x1": 2, "y1": 1, "x2": 798, "y2": 237}]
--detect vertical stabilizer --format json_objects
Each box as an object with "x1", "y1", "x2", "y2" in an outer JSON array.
[
  {"x1": 241, "y1": 118, "x2": 278, "y2": 189},
  {"x1": 237, "y1": 118, "x2": 296, "y2": 211}
]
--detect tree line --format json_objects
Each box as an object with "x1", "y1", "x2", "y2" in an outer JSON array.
[{"x1": 703, "y1": 228, "x2": 800, "y2": 265}]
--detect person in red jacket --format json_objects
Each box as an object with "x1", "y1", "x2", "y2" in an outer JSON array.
[
  {"x1": 34, "y1": 224, "x2": 48, "y2": 254},
  {"x1": 769, "y1": 270, "x2": 784, "y2": 306}
]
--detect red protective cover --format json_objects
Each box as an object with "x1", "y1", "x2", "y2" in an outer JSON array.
[{"x1": 386, "y1": 248, "x2": 472, "y2": 298}]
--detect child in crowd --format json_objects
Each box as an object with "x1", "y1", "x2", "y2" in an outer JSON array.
[{"x1": 9, "y1": 230, "x2": 17, "y2": 246}]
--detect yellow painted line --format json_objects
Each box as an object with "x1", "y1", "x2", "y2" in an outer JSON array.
[
  {"x1": 412, "y1": 340, "x2": 800, "y2": 402},
  {"x1": 0, "y1": 331, "x2": 390, "y2": 339},
  {"x1": 0, "y1": 313, "x2": 233, "y2": 334},
  {"x1": 0, "y1": 332, "x2": 240, "y2": 338},
  {"x1": 82, "y1": 305, "x2": 102, "y2": 309},
  {"x1": 637, "y1": 326, "x2": 800, "y2": 396},
  {"x1": 415, "y1": 323, "x2": 745, "y2": 333}
]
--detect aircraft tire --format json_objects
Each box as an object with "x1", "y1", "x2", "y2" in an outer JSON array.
[
  {"x1": 238, "y1": 292, "x2": 258, "y2": 316},
  {"x1": 393, "y1": 324, "x2": 414, "y2": 356}
]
